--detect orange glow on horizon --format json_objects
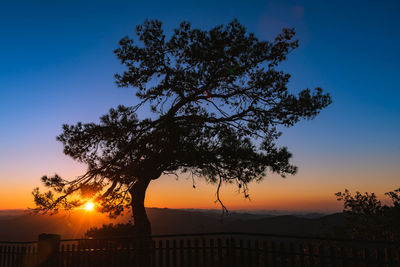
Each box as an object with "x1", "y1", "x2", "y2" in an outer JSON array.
[{"x1": 1, "y1": 166, "x2": 399, "y2": 212}]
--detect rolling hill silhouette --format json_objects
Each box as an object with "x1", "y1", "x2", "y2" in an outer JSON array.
[{"x1": 0, "y1": 208, "x2": 344, "y2": 241}]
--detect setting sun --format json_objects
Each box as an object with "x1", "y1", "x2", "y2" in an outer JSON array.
[{"x1": 84, "y1": 202, "x2": 95, "y2": 211}]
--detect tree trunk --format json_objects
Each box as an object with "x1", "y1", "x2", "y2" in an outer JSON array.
[
  {"x1": 130, "y1": 178, "x2": 152, "y2": 237},
  {"x1": 130, "y1": 178, "x2": 153, "y2": 266}
]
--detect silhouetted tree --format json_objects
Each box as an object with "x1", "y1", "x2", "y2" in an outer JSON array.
[
  {"x1": 335, "y1": 188, "x2": 400, "y2": 241},
  {"x1": 85, "y1": 222, "x2": 135, "y2": 238},
  {"x1": 33, "y1": 19, "x2": 331, "y2": 237}
]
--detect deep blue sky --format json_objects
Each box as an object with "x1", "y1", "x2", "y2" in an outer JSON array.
[{"x1": 0, "y1": 0, "x2": 399, "y2": 210}]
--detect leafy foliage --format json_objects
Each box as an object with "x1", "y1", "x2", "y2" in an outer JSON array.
[
  {"x1": 85, "y1": 222, "x2": 135, "y2": 238},
  {"x1": 32, "y1": 19, "x2": 331, "y2": 225},
  {"x1": 335, "y1": 188, "x2": 400, "y2": 241}
]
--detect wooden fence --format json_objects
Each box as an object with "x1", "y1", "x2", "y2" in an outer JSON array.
[{"x1": 1, "y1": 232, "x2": 400, "y2": 267}]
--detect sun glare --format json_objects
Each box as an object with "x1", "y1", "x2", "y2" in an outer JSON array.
[{"x1": 84, "y1": 202, "x2": 95, "y2": 211}]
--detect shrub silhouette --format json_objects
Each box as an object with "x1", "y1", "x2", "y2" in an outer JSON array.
[{"x1": 335, "y1": 188, "x2": 400, "y2": 241}]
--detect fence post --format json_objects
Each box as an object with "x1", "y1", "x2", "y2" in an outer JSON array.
[
  {"x1": 329, "y1": 245, "x2": 338, "y2": 267},
  {"x1": 376, "y1": 247, "x2": 384, "y2": 267},
  {"x1": 289, "y1": 242, "x2": 295, "y2": 266},
  {"x1": 6, "y1": 246, "x2": 10, "y2": 267},
  {"x1": 230, "y1": 237, "x2": 236, "y2": 267},
  {"x1": 158, "y1": 240, "x2": 163, "y2": 267},
  {"x1": 279, "y1": 242, "x2": 286, "y2": 267},
  {"x1": 308, "y1": 244, "x2": 315, "y2": 267},
  {"x1": 263, "y1": 241, "x2": 268, "y2": 267},
  {"x1": 194, "y1": 239, "x2": 199, "y2": 267},
  {"x1": 172, "y1": 240, "x2": 177, "y2": 267},
  {"x1": 299, "y1": 243, "x2": 305, "y2": 267},
  {"x1": 226, "y1": 238, "x2": 231, "y2": 267},
  {"x1": 340, "y1": 247, "x2": 349, "y2": 267},
  {"x1": 165, "y1": 239, "x2": 170, "y2": 267},
  {"x1": 202, "y1": 239, "x2": 207, "y2": 266},
  {"x1": 247, "y1": 240, "x2": 252, "y2": 267},
  {"x1": 0, "y1": 245, "x2": 6, "y2": 266},
  {"x1": 37, "y1": 233, "x2": 60, "y2": 267},
  {"x1": 209, "y1": 239, "x2": 215, "y2": 267},
  {"x1": 239, "y1": 239, "x2": 245, "y2": 267},
  {"x1": 180, "y1": 239, "x2": 185, "y2": 267},
  {"x1": 271, "y1": 241, "x2": 277, "y2": 267},
  {"x1": 217, "y1": 238, "x2": 222, "y2": 267},
  {"x1": 319, "y1": 244, "x2": 325, "y2": 266},
  {"x1": 254, "y1": 240, "x2": 260, "y2": 267},
  {"x1": 364, "y1": 247, "x2": 375, "y2": 267},
  {"x1": 386, "y1": 247, "x2": 395, "y2": 267},
  {"x1": 188, "y1": 239, "x2": 193, "y2": 267},
  {"x1": 19, "y1": 246, "x2": 26, "y2": 267},
  {"x1": 352, "y1": 247, "x2": 361, "y2": 266}
]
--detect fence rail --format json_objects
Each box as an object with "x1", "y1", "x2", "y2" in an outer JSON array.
[{"x1": 1, "y1": 232, "x2": 399, "y2": 267}]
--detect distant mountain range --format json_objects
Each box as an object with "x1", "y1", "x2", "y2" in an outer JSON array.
[{"x1": 0, "y1": 208, "x2": 345, "y2": 242}]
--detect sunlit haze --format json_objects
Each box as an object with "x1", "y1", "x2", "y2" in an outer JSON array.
[{"x1": 84, "y1": 202, "x2": 95, "y2": 212}]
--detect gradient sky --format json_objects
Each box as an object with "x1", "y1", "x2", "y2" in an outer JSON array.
[{"x1": 0, "y1": 0, "x2": 399, "y2": 212}]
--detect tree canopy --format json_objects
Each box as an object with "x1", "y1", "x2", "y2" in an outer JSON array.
[
  {"x1": 335, "y1": 188, "x2": 400, "y2": 241},
  {"x1": 33, "y1": 19, "x2": 331, "y2": 236},
  {"x1": 85, "y1": 222, "x2": 135, "y2": 239}
]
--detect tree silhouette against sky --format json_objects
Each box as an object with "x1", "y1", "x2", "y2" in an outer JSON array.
[
  {"x1": 335, "y1": 188, "x2": 400, "y2": 241},
  {"x1": 33, "y1": 19, "x2": 331, "y2": 237}
]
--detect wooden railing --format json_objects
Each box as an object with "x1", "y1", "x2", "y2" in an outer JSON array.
[{"x1": 1, "y1": 232, "x2": 400, "y2": 266}]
